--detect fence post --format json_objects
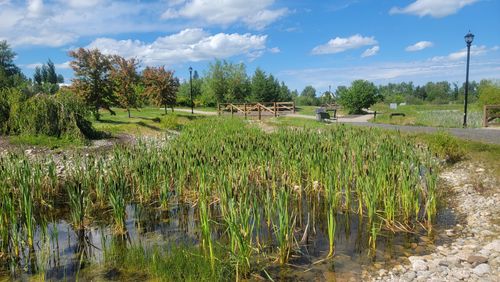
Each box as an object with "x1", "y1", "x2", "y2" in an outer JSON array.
[
  {"x1": 258, "y1": 104, "x2": 262, "y2": 120},
  {"x1": 293, "y1": 101, "x2": 296, "y2": 113},
  {"x1": 217, "y1": 103, "x2": 221, "y2": 116},
  {"x1": 231, "y1": 104, "x2": 234, "y2": 117},
  {"x1": 374, "y1": 111, "x2": 377, "y2": 120},
  {"x1": 274, "y1": 102, "x2": 277, "y2": 117},
  {"x1": 244, "y1": 103, "x2": 247, "y2": 119},
  {"x1": 483, "y1": 105, "x2": 488, "y2": 127}
]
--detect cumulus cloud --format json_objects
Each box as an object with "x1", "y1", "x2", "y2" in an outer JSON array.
[
  {"x1": 405, "y1": 41, "x2": 434, "y2": 52},
  {"x1": 161, "y1": 0, "x2": 288, "y2": 30},
  {"x1": 390, "y1": 0, "x2": 479, "y2": 18},
  {"x1": 311, "y1": 34, "x2": 377, "y2": 55},
  {"x1": 0, "y1": 1, "x2": 176, "y2": 47},
  {"x1": 361, "y1": 45, "x2": 379, "y2": 58},
  {"x1": 85, "y1": 28, "x2": 268, "y2": 65}
]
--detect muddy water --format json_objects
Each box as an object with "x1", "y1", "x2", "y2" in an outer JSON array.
[{"x1": 0, "y1": 200, "x2": 456, "y2": 281}]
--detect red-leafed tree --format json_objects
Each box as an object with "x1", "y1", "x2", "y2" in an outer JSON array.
[
  {"x1": 69, "y1": 48, "x2": 115, "y2": 120},
  {"x1": 142, "y1": 66, "x2": 179, "y2": 114},
  {"x1": 110, "y1": 56, "x2": 139, "y2": 118}
]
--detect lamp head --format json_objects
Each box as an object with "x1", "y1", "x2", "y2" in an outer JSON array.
[{"x1": 464, "y1": 32, "x2": 474, "y2": 45}]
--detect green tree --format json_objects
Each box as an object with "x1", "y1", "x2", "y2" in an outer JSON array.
[
  {"x1": 142, "y1": 66, "x2": 179, "y2": 114},
  {"x1": 296, "y1": 85, "x2": 319, "y2": 106},
  {"x1": 478, "y1": 80, "x2": 500, "y2": 106},
  {"x1": 69, "y1": 48, "x2": 115, "y2": 120},
  {"x1": 110, "y1": 56, "x2": 140, "y2": 118},
  {"x1": 338, "y1": 80, "x2": 378, "y2": 114},
  {"x1": 251, "y1": 68, "x2": 268, "y2": 102},
  {"x1": 0, "y1": 40, "x2": 23, "y2": 89}
]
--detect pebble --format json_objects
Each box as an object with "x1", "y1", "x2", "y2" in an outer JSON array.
[
  {"x1": 473, "y1": 263, "x2": 490, "y2": 276},
  {"x1": 364, "y1": 163, "x2": 500, "y2": 282}
]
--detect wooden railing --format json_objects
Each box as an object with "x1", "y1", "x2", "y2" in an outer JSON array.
[
  {"x1": 483, "y1": 105, "x2": 500, "y2": 127},
  {"x1": 217, "y1": 102, "x2": 295, "y2": 119}
]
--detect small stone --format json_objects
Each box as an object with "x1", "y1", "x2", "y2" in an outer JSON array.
[
  {"x1": 411, "y1": 259, "x2": 428, "y2": 272},
  {"x1": 410, "y1": 243, "x2": 418, "y2": 249},
  {"x1": 378, "y1": 269, "x2": 387, "y2": 276},
  {"x1": 404, "y1": 271, "x2": 416, "y2": 280},
  {"x1": 467, "y1": 255, "x2": 488, "y2": 266},
  {"x1": 473, "y1": 263, "x2": 490, "y2": 276}
]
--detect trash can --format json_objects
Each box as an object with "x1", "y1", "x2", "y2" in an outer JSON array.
[{"x1": 315, "y1": 108, "x2": 330, "y2": 121}]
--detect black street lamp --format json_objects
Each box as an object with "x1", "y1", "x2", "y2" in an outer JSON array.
[
  {"x1": 189, "y1": 66, "x2": 193, "y2": 114},
  {"x1": 463, "y1": 31, "x2": 474, "y2": 127}
]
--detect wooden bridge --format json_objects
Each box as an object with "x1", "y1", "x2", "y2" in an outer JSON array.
[
  {"x1": 483, "y1": 105, "x2": 500, "y2": 127},
  {"x1": 217, "y1": 102, "x2": 295, "y2": 120}
]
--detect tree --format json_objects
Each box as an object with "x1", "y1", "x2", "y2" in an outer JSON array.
[
  {"x1": 34, "y1": 66, "x2": 43, "y2": 85},
  {"x1": 251, "y1": 68, "x2": 268, "y2": 102},
  {"x1": 296, "y1": 85, "x2": 319, "y2": 106},
  {"x1": 110, "y1": 56, "x2": 140, "y2": 118},
  {"x1": 142, "y1": 66, "x2": 179, "y2": 114},
  {"x1": 478, "y1": 79, "x2": 500, "y2": 106},
  {"x1": 338, "y1": 80, "x2": 378, "y2": 114},
  {"x1": 69, "y1": 48, "x2": 115, "y2": 120},
  {"x1": 0, "y1": 40, "x2": 23, "y2": 88}
]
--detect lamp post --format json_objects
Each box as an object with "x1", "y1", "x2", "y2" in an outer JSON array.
[
  {"x1": 189, "y1": 66, "x2": 193, "y2": 114},
  {"x1": 463, "y1": 31, "x2": 474, "y2": 127}
]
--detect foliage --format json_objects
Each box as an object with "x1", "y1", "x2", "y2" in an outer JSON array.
[
  {"x1": 110, "y1": 56, "x2": 140, "y2": 118},
  {"x1": 420, "y1": 131, "x2": 466, "y2": 163},
  {"x1": 296, "y1": 85, "x2": 320, "y2": 106},
  {"x1": 69, "y1": 48, "x2": 115, "y2": 120},
  {"x1": 33, "y1": 59, "x2": 63, "y2": 95},
  {"x1": 478, "y1": 79, "x2": 500, "y2": 106},
  {"x1": 142, "y1": 66, "x2": 179, "y2": 113},
  {"x1": 1, "y1": 87, "x2": 96, "y2": 140},
  {"x1": 338, "y1": 79, "x2": 379, "y2": 114}
]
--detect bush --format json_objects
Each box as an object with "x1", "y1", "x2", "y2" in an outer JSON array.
[
  {"x1": 161, "y1": 114, "x2": 179, "y2": 130},
  {"x1": 478, "y1": 81, "x2": 500, "y2": 106},
  {"x1": 3, "y1": 88, "x2": 98, "y2": 140},
  {"x1": 425, "y1": 131, "x2": 465, "y2": 163},
  {"x1": 338, "y1": 80, "x2": 379, "y2": 114}
]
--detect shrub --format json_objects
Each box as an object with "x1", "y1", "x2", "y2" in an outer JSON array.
[
  {"x1": 4, "y1": 88, "x2": 98, "y2": 140},
  {"x1": 424, "y1": 131, "x2": 465, "y2": 163},
  {"x1": 161, "y1": 114, "x2": 179, "y2": 130}
]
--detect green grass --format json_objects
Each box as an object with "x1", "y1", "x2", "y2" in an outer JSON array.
[
  {"x1": 371, "y1": 103, "x2": 483, "y2": 128},
  {"x1": 93, "y1": 107, "x2": 204, "y2": 135},
  {"x1": 8, "y1": 135, "x2": 87, "y2": 148}
]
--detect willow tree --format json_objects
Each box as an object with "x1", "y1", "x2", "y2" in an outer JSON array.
[
  {"x1": 69, "y1": 48, "x2": 114, "y2": 120},
  {"x1": 142, "y1": 66, "x2": 179, "y2": 114},
  {"x1": 110, "y1": 56, "x2": 139, "y2": 118}
]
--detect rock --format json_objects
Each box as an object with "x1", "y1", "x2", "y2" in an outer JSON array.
[
  {"x1": 451, "y1": 269, "x2": 470, "y2": 280},
  {"x1": 378, "y1": 269, "x2": 387, "y2": 276},
  {"x1": 473, "y1": 263, "x2": 490, "y2": 276},
  {"x1": 411, "y1": 260, "x2": 428, "y2": 272},
  {"x1": 404, "y1": 271, "x2": 416, "y2": 280},
  {"x1": 483, "y1": 240, "x2": 500, "y2": 251},
  {"x1": 410, "y1": 243, "x2": 418, "y2": 249},
  {"x1": 467, "y1": 255, "x2": 488, "y2": 266}
]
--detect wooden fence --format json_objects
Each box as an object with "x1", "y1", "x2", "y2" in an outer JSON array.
[
  {"x1": 483, "y1": 105, "x2": 500, "y2": 127},
  {"x1": 217, "y1": 102, "x2": 295, "y2": 120}
]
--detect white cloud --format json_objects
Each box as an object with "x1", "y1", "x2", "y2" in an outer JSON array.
[
  {"x1": 282, "y1": 45, "x2": 500, "y2": 89},
  {"x1": 361, "y1": 45, "x2": 379, "y2": 58},
  {"x1": 431, "y1": 45, "x2": 490, "y2": 62},
  {"x1": 269, "y1": 47, "x2": 280, "y2": 53},
  {"x1": 86, "y1": 28, "x2": 268, "y2": 65},
  {"x1": 0, "y1": 1, "x2": 177, "y2": 47},
  {"x1": 161, "y1": 0, "x2": 288, "y2": 30},
  {"x1": 390, "y1": 0, "x2": 479, "y2": 18},
  {"x1": 26, "y1": 61, "x2": 71, "y2": 70},
  {"x1": 312, "y1": 34, "x2": 377, "y2": 55},
  {"x1": 406, "y1": 41, "x2": 433, "y2": 52}
]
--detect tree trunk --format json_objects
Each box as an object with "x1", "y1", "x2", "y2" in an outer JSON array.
[
  {"x1": 128, "y1": 108, "x2": 131, "y2": 118},
  {"x1": 164, "y1": 103, "x2": 167, "y2": 114}
]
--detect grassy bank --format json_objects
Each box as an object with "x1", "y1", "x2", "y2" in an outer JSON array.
[{"x1": 370, "y1": 103, "x2": 483, "y2": 128}]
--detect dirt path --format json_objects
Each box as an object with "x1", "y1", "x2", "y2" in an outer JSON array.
[{"x1": 174, "y1": 108, "x2": 218, "y2": 115}]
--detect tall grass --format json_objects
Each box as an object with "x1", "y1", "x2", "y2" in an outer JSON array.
[{"x1": 0, "y1": 117, "x2": 440, "y2": 278}]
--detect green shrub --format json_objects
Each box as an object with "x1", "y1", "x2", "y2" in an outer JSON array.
[
  {"x1": 3, "y1": 88, "x2": 98, "y2": 140},
  {"x1": 424, "y1": 131, "x2": 465, "y2": 163},
  {"x1": 161, "y1": 114, "x2": 179, "y2": 130}
]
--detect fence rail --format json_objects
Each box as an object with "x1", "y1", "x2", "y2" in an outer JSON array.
[
  {"x1": 483, "y1": 105, "x2": 500, "y2": 127},
  {"x1": 217, "y1": 102, "x2": 295, "y2": 119}
]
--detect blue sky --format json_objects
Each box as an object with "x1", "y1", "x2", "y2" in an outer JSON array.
[{"x1": 1, "y1": 0, "x2": 499, "y2": 93}]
